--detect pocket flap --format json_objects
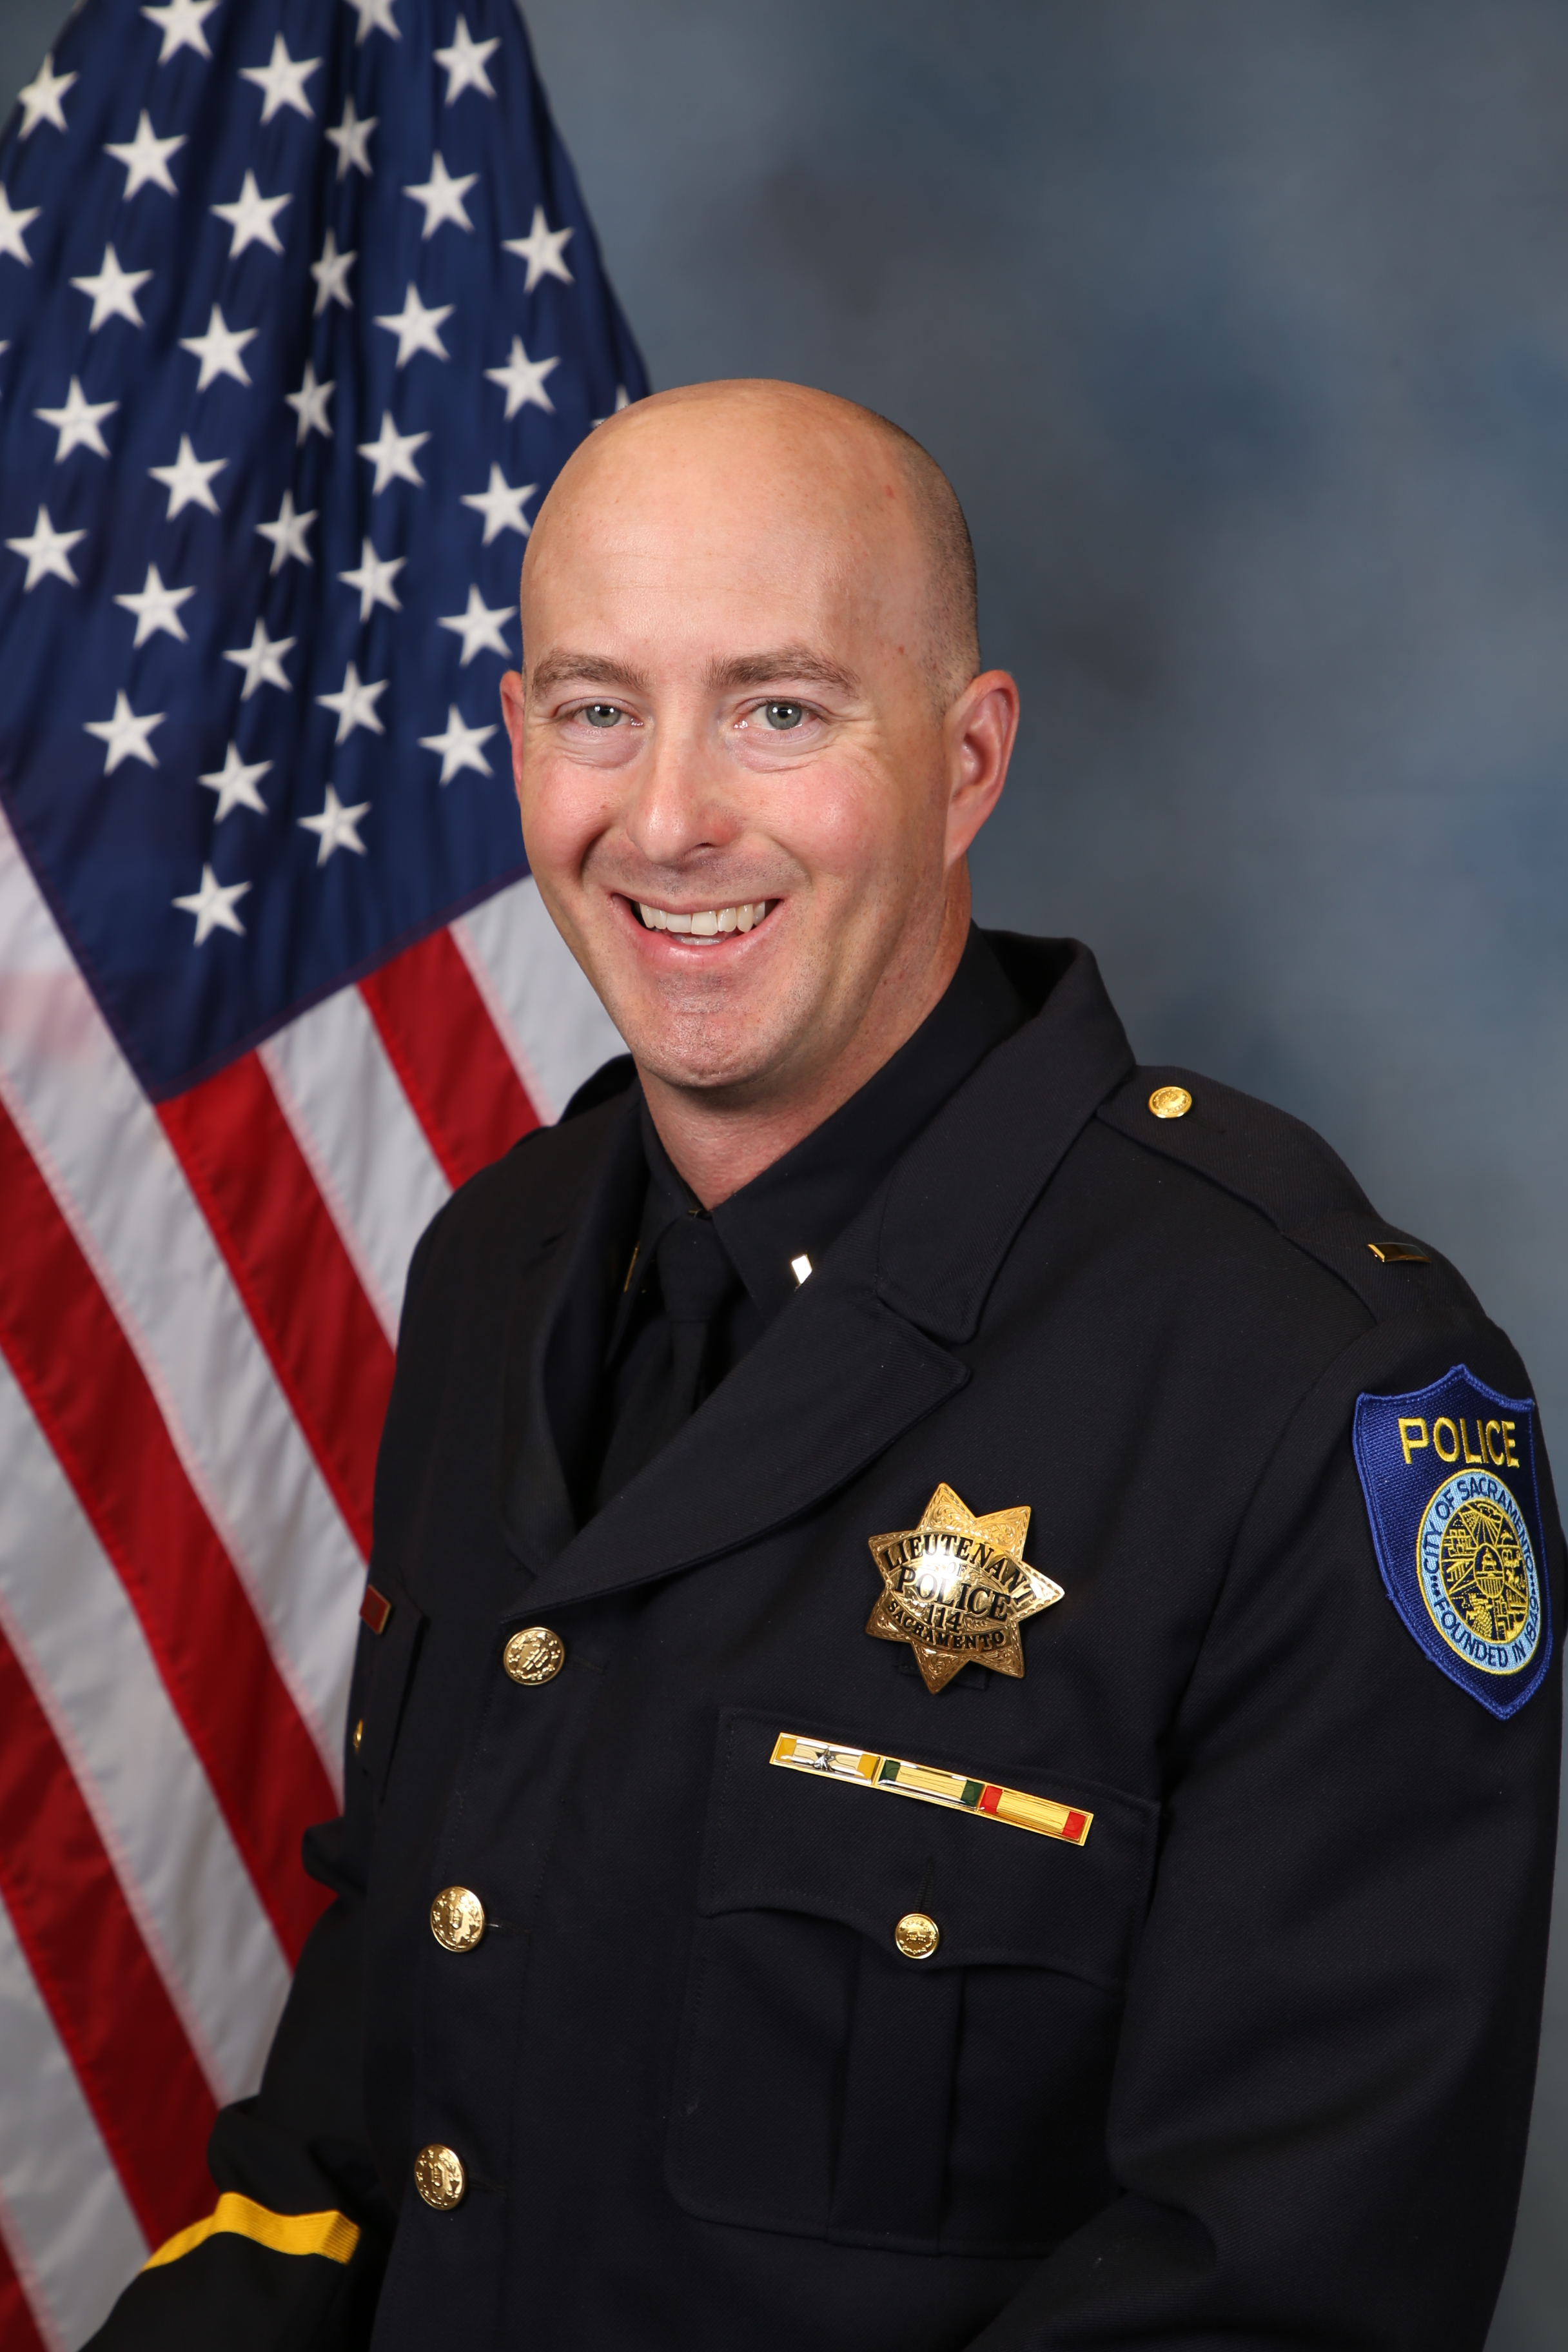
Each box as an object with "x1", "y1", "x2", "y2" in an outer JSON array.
[{"x1": 700, "y1": 1709, "x2": 1157, "y2": 1989}]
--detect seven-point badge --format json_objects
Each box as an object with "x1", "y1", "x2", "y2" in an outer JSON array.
[
  {"x1": 867, "y1": 1484, "x2": 1062, "y2": 1692},
  {"x1": 1353, "y1": 1366, "x2": 1553, "y2": 1719}
]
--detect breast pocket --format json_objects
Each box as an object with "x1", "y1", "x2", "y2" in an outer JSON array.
[{"x1": 665, "y1": 1708, "x2": 1158, "y2": 2256}]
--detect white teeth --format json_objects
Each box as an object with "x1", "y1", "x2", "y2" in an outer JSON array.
[{"x1": 638, "y1": 899, "x2": 770, "y2": 936}]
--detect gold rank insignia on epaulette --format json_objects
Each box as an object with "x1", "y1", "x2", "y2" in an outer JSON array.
[
  {"x1": 865, "y1": 1484, "x2": 1062, "y2": 1690},
  {"x1": 770, "y1": 1733, "x2": 1092, "y2": 1845}
]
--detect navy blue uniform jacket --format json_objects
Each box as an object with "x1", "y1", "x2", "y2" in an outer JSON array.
[{"x1": 93, "y1": 935, "x2": 1562, "y2": 2350}]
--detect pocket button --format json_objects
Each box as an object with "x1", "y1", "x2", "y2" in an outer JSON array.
[{"x1": 894, "y1": 1910, "x2": 941, "y2": 1960}]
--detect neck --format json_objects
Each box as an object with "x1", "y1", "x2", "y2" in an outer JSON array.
[{"x1": 640, "y1": 876, "x2": 972, "y2": 1209}]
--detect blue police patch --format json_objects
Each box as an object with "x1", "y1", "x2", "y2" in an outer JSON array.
[{"x1": 1353, "y1": 1367, "x2": 1553, "y2": 1719}]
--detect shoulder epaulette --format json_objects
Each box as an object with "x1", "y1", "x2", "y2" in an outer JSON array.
[{"x1": 1097, "y1": 1066, "x2": 1481, "y2": 1324}]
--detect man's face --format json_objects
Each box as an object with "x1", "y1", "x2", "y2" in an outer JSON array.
[{"x1": 502, "y1": 393, "x2": 1001, "y2": 1109}]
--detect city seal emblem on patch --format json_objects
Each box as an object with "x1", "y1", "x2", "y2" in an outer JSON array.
[
  {"x1": 1352, "y1": 1366, "x2": 1553, "y2": 1719},
  {"x1": 866, "y1": 1484, "x2": 1063, "y2": 1692}
]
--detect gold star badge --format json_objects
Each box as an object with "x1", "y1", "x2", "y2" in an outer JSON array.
[{"x1": 866, "y1": 1484, "x2": 1063, "y2": 1692}]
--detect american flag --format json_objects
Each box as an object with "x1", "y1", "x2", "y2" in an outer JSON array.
[{"x1": 0, "y1": 0, "x2": 643, "y2": 2338}]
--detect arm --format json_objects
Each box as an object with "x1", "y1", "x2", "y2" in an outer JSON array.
[{"x1": 972, "y1": 1318, "x2": 1561, "y2": 2350}]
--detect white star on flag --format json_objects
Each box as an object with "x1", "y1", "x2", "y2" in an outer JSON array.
[
  {"x1": 222, "y1": 618, "x2": 295, "y2": 698},
  {"x1": 318, "y1": 661, "x2": 387, "y2": 742},
  {"x1": 0, "y1": 188, "x2": 42, "y2": 268},
  {"x1": 173, "y1": 863, "x2": 250, "y2": 943},
  {"x1": 438, "y1": 585, "x2": 512, "y2": 665},
  {"x1": 485, "y1": 336, "x2": 558, "y2": 418},
  {"x1": 375, "y1": 284, "x2": 455, "y2": 367},
  {"x1": 256, "y1": 489, "x2": 317, "y2": 572},
  {"x1": 327, "y1": 96, "x2": 376, "y2": 178},
  {"x1": 35, "y1": 378, "x2": 119, "y2": 463},
  {"x1": 420, "y1": 705, "x2": 496, "y2": 783},
  {"x1": 299, "y1": 785, "x2": 371, "y2": 863},
  {"x1": 6, "y1": 506, "x2": 86, "y2": 590},
  {"x1": 211, "y1": 172, "x2": 291, "y2": 259},
  {"x1": 340, "y1": 538, "x2": 405, "y2": 621},
  {"x1": 460, "y1": 464, "x2": 536, "y2": 543},
  {"x1": 240, "y1": 34, "x2": 322, "y2": 123},
  {"x1": 504, "y1": 206, "x2": 574, "y2": 291},
  {"x1": 113, "y1": 562, "x2": 195, "y2": 645},
  {"x1": 84, "y1": 689, "x2": 164, "y2": 771},
  {"x1": 197, "y1": 742, "x2": 271, "y2": 821},
  {"x1": 357, "y1": 411, "x2": 429, "y2": 495},
  {"x1": 435, "y1": 15, "x2": 500, "y2": 103},
  {"x1": 180, "y1": 304, "x2": 258, "y2": 390},
  {"x1": 150, "y1": 433, "x2": 226, "y2": 517},
  {"x1": 404, "y1": 153, "x2": 478, "y2": 239},
  {"x1": 285, "y1": 360, "x2": 334, "y2": 444},
  {"x1": 18, "y1": 50, "x2": 76, "y2": 135},
  {"x1": 104, "y1": 109, "x2": 186, "y2": 198},
  {"x1": 346, "y1": 0, "x2": 400, "y2": 43},
  {"x1": 310, "y1": 229, "x2": 356, "y2": 315},
  {"x1": 70, "y1": 243, "x2": 152, "y2": 328},
  {"x1": 141, "y1": 0, "x2": 219, "y2": 64}
]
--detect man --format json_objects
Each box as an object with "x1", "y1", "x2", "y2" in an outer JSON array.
[{"x1": 94, "y1": 381, "x2": 1560, "y2": 2350}]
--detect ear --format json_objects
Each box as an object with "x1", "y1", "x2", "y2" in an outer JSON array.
[
  {"x1": 943, "y1": 669, "x2": 1019, "y2": 865},
  {"x1": 500, "y1": 669, "x2": 526, "y2": 800}
]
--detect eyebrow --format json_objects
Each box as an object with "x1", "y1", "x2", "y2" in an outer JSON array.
[
  {"x1": 705, "y1": 647, "x2": 860, "y2": 696},
  {"x1": 528, "y1": 651, "x2": 652, "y2": 697}
]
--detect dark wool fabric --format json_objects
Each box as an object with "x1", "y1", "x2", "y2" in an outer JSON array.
[{"x1": 92, "y1": 934, "x2": 1562, "y2": 2352}]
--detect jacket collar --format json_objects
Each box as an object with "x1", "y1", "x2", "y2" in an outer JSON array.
[{"x1": 501, "y1": 936, "x2": 1133, "y2": 1609}]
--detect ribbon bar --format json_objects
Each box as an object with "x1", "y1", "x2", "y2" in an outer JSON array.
[{"x1": 769, "y1": 1732, "x2": 1092, "y2": 1845}]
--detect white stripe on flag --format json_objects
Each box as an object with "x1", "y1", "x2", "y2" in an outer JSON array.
[
  {"x1": 0, "y1": 1890, "x2": 145, "y2": 2352},
  {"x1": 0, "y1": 813, "x2": 364, "y2": 1777},
  {"x1": 453, "y1": 876, "x2": 625, "y2": 1122},
  {"x1": 0, "y1": 1354, "x2": 291, "y2": 2106},
  {"x1": 261, "y1": 980, "x2": 452, "y2": 1344}
]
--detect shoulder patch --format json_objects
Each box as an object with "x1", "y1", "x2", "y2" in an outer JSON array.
[{"x1": 1353, "y1": 1367, "x2": 1553, "y2": 1718}]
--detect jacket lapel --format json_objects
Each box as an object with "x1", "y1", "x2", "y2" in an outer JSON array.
[
  {"x1": 498, "y1": 1089, "x2": 645, "y2": 1575},
  {"x1": 516, "y1": 940, "x2": 1135, "y2": 1614}
]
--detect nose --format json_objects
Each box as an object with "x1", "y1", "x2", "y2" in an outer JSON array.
[{"x1": 618, "y1": 703, "x2": 740, "y2": 869}]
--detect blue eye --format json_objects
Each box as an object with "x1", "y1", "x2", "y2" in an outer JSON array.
[
  {"x1": 582, "y1": 703, "x2": 622, "y2": 728},
  {"x1": 763, "y1": 701, "x2": 805, "y2": 730}
]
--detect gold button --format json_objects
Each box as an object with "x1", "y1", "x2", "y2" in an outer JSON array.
[
  {"x1": 351, "y1": 1718, "x2": 364, "y2": 1754},
  {"x1": 894, "y1": 1911, "x2": 940, "y2": 1960},
  {"x1": 1148, "y1": 1084, "x2": 1192, "y2": 1121},
  {"x1": 429, "y1": 1886, "x2": 486, "y2": 1954},
  {"x1": 413, "y1": 2144, "x2": 466, "y2": 2210},
  {"x1": 503, "y1": 1626, "x2": 565, "y2": 1685}
]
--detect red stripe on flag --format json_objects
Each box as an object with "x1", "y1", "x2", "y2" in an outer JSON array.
[
  {"x1": 0, "y1": 2221, "x2": 49, "y2": 2352},
  {"x1": 0, "y1": 1622, "x2": 217, "y2": 2247},
  {"x1": 360, "y1": 926, "x2": 540, "y2": 1188},
  {"x1": 0, "y1": 1099, "x2": 334, "y2": 1961},
  {"x1": 159, "y1": 1054, "x2": 395, "y2": 1559}
]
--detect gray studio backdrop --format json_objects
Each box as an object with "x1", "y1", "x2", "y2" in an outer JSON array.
[{"x1": 3, "y1": 0, "x2": 1563, "y2": 2341}]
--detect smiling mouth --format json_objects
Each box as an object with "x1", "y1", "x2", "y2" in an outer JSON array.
[{"x1": 634, "y1": 899, "x2": 773, "y2": 938}]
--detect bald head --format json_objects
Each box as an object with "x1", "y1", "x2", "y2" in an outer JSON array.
[
  {"x1": 501, "y1": 375, "x2": 1017, "y2": 1204},
  {"x1": 524, "y1": 380, "x2": 979, "y2": 706}
]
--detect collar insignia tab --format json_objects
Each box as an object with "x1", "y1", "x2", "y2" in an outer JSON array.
[
  {"x1": 866, "y1": 1484, "x2": 1062, "y2": 1692},
  {"x1": 1353, "y1": 1365, "x2": 1553, "y2": 1718}
]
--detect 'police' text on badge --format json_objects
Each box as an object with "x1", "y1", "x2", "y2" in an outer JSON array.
[{"x1": 1353, "y1": 1367, "x2": 1553, "y2": 1719}]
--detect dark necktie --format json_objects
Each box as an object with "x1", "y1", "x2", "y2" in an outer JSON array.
[{"x1": 594, "y1": 1211, "x2": 740, "y2": 1506}]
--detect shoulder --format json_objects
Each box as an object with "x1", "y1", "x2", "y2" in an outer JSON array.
[
  {"x1": 1093, "y1": 1062, "x2": 1483, "y2": 1329},
  {"x1": 402, "y1": 1055, "x2": 637, "y2": 1322}
]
